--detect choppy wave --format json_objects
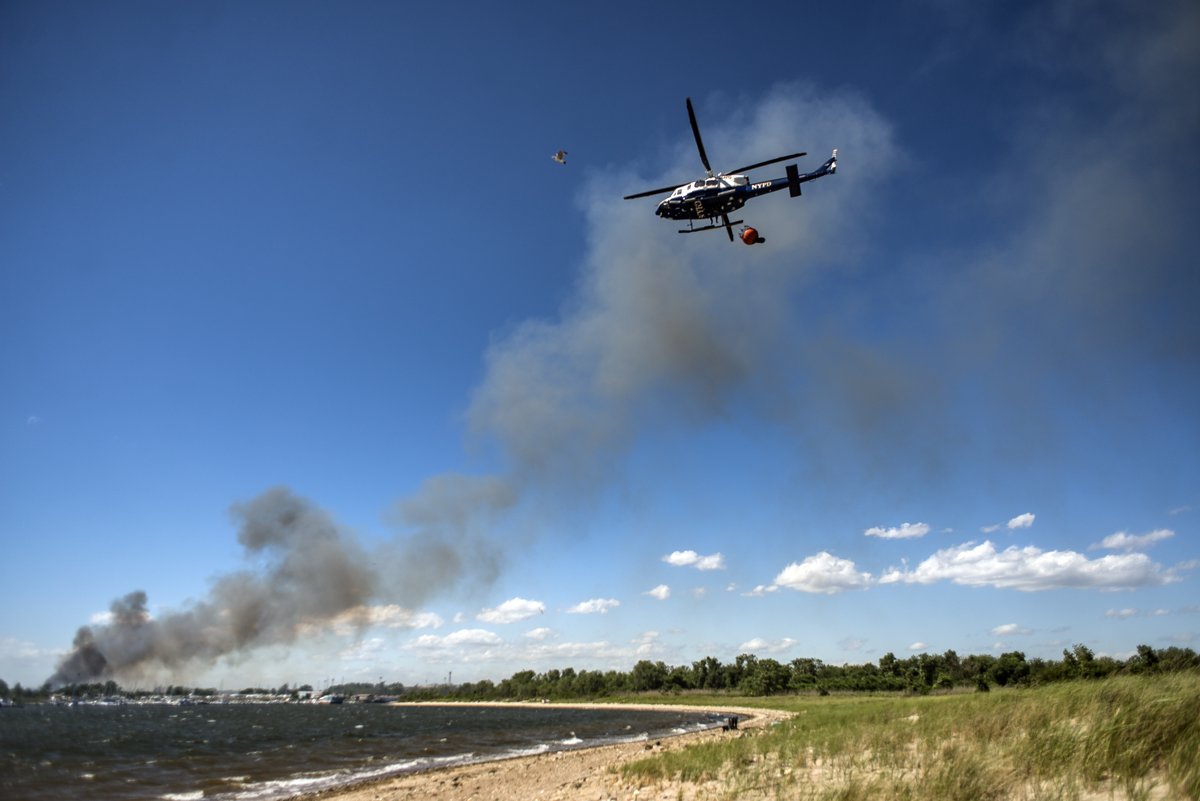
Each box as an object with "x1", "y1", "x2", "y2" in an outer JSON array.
[{"x1": 4, "y1": 703, "x2": 731, "y2": 801}]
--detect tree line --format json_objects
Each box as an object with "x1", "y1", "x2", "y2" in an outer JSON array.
[
  {"x1": 6, "y1": 644, "x2": 1196, "y2": 703},
  {"x1": 409, "y1": 644, "x2": 1198, "y2": 700}
]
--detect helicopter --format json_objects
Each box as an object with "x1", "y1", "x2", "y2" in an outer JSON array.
[{"x1": 624, "y1": 97, "x2": 837, "y2": 244}]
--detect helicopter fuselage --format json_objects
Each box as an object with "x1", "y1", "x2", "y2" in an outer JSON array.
[{"x1": 655, "y1": 173, "x2": 790, "y2": 221}]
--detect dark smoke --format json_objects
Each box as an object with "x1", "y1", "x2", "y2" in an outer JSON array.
[
  {"x1": 51, "y1": 488, "x2": 375, "y2": 685},
  {"x1": 49, "y1": 479, "x2": 525, "y2": 686}
]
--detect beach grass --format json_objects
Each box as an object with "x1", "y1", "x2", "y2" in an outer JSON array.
[{"x1": 620, "y1": 673, "x2": 1200, "y2": 800}]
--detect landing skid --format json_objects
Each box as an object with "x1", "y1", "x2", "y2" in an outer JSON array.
[{"x1": 678, "y1": 219, "x2": 743, "y2": 234}]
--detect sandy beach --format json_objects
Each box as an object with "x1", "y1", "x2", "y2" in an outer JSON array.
[{"x1": 308, "y1": 702, "x2": 791, "y2": 801}]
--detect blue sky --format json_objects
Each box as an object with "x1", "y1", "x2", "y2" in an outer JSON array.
[{"x1": 2, "y1": 0, "x2": 1198, "y2": 689}]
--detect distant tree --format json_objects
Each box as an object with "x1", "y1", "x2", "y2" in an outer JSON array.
[
  {"x1": 990, "y1": 651, "x2": 1030, "y2": 687},
  {"x1": 962, "y1": 653, "x2": 997, "y2": 681},
  {"x1": 1072, "y1": 644, "x2": 1103, "y2": 679},
  {"x1": 631, "y1": 660, "x2": 668, "y2": 692},
  {"x1": 1156, "y1": 646, "x2": 1200, "y2": 672},
  {"x1": 1132, "y1": 644, "x2": 1159, "y2": 673},
  {"x1": 571, "y1": 670, "x2": 604, "y2": 696},
  {"x1": 941, "y1": 649, "x2": 963, "y2": 684},
  {"x1": 692, "y1": 656, "x2": 722, "y2": 690},
  {"x1": 664, "y1": 664, "x2": 694, "y2": 691},
  {"x1": 602, "y1": 669, "x2": 630, "y2": 695},
  {"x1": 555, "y1": 667, "x2": 577, "y2": 697},
  {"x1": 789, "y1": 658, "x2": 821, "y2": 690},
  {"x1": 740, "y1": 658, "x2": 790, "y2": 696},
  {"x1": 727, "y1": 653, "x2": 757, "y2": 690},
  {"x1": 1026, "y1": 657, "x2": 1050, "y2": 684},
  {"x1": 917, "y1": 653, "x2": 941, "y2": 688},
  {"x1": 0, "y1": 678, "x2": 8, "y2": 698},
  {"x1": 499, "y1": 670, "x2": 538, "y2": 699}
]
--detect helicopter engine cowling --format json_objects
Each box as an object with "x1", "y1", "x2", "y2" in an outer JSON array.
[{"x1": 741, "y1": 227, "x2": 765, "y2": 245}]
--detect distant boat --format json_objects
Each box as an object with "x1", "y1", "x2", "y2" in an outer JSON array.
[{"x1": 317, "y1": 694, "x2": 343, "y2": 705}]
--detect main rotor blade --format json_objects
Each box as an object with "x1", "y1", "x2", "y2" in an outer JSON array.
[
  {"x1": 727, "y1": 152, "x2": 807, "y2": 175},
  {"x1": 623, "y1": 182, "x2": 685, "y2": 200},
  {"x1": 722, "y1": 213, "x2": 734, "y2": 241},
  {"x1": 686, "y1": 97, "x2": 712, "y2": 175}
]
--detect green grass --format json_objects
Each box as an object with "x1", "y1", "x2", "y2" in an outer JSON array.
[{"x1": 620, "y1": 673, "x2": 1200, "y2": 800}]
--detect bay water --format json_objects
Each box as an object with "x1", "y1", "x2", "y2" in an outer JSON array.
[{"x1": 0, "y1": 703, "x2": 728, "y2": 801}]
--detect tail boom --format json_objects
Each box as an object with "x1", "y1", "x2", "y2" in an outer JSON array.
[{"x1": 786, "y1": 149, "x2": 837, "y2": 197}]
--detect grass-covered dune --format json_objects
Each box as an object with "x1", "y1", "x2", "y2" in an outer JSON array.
[{"x1": 622, "y1": 673, "x2": 1200, "y2": 800}]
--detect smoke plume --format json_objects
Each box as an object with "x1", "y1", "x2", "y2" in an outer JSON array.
[{"x1": 51, "y1": 488, "x2": 375, "y2": 685}]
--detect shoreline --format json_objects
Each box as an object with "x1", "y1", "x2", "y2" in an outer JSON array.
[{"x1": 306, "y1": 701, "x2": 792, "y2": 801}]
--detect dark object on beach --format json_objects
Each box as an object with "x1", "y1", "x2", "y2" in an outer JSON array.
[{"x1": 723, "y1": 715, "x2": 739, "y2": 731}]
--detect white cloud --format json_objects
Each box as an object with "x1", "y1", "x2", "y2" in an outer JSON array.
[
  {"x1": 522, "y1": 639, "x2": 634, "y2": 663},
  {"x1": 981, "y1": 514, "x2": 1035, "y2": 533},
  {"x1": 990, "y1": 623, "x2": 1032, "y2": 636},
  {"x1": 741, "y1": 584, "x2": 778, "y2": 597},
  {"x1": 739, "y1": 637, "x2": 798, "y2": 654},
  {"x1": 908, "y1": 642, "x2": 928, "y2": 651},
  {"x1": 410, "y1": 628, "x2": 503, "y2": 649},
  {"x1": 1092, "y1": 529, "x2": 1174, "y2": 551},
  {"x1": 663, "y1": 550, "x2": 726, "y2": 570},
  {"x1": 864, "y1": 522, "x2": 931, "y2": 539},
  {"x1": 1105, "y1": 608, "x2": 1138, "y2": 619},
  {"x1": 879, "y1": 540, "x2": 1177, "y2": 591},
  {"x1": 774, "y1": 552, "x2": 872, "y2": 594},
  {"x1": 839, "y1": 637, "x2": 866, "y2": 652},
  {"x1": 475, "y1": 594, "x2": 547, "y2": 623},
  {"x1": 644, "y1": 584, "x2": 670, "y2": 601},
  {"x1": 524, "y1": 627, "x2": 555, "y2": 640},
  {"x1": 476, "y1": 597, "x2": 545, "y2": 624},
  {"x1": 566, "y1": 598, "x2": 620, "y2": 615},
  {"x1": 632, "y1": 631, "x2": 663, "y2": 656}
]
